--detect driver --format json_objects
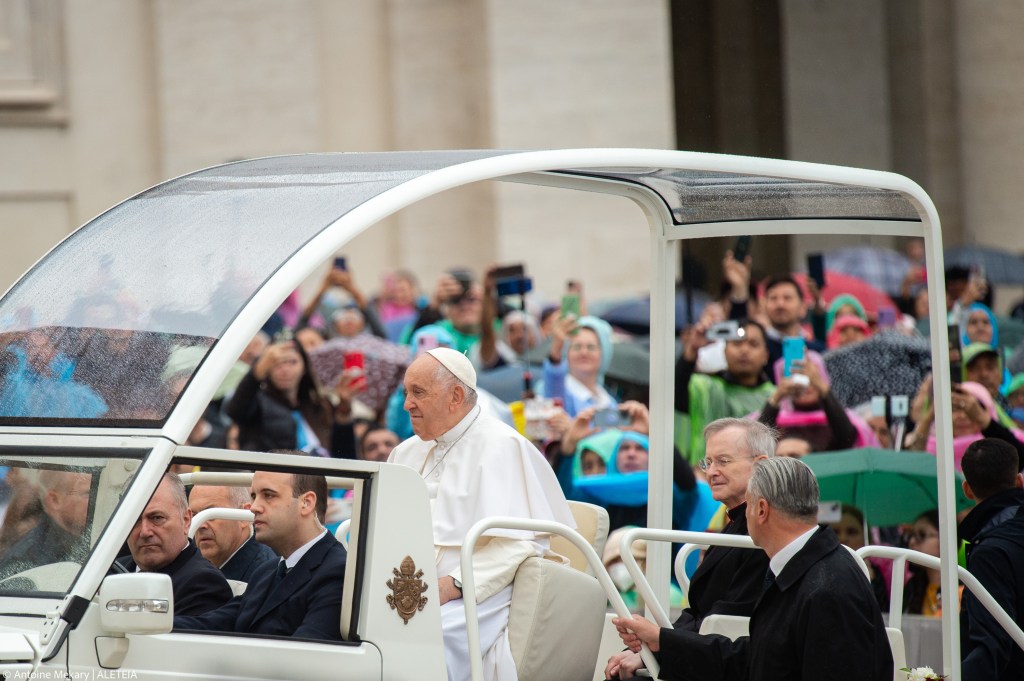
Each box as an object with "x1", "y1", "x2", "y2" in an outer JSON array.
[{"x1": 0, "y1": 470, "x2": 93, "y2": 579}]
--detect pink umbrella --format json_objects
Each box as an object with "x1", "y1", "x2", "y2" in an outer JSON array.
[
  {"x1": 790, "y1": 270, "x2": 898, "y2": 318},
  {"x1": 308, "y1": 335, "x2": 411, "y2": 415}
]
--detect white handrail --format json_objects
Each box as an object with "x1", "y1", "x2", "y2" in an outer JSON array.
[
  {"x1": 188, "y1": 508, "x2": 255, "y2": 538},
  {"x1": 858, "y1": 545, "x2": 1024, "y2": 653},
  {"x1": 619, "y1": 528, "x2": 757, "y2": 629},
  {"x1": 673, "y1": 543, "x2": 709, "y2": 594},
  {"x1": 459, "y1": 516, "x2": 651, "y2": 681}
]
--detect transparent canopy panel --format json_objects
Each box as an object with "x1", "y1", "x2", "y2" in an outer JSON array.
[
  {"x1": 0, "y1": 451, "x2": 143, "y2": 601},
  {"x1": 0, "y1": 152, "x2": 922, "y2": 426}
]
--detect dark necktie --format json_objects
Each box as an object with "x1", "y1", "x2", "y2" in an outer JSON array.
[
  {"x1": 271, "y1": 560, "x2": 289, "y2": 590},
  {"x1": 762, "y1": 568, "x2": 776, "y2": 593}
]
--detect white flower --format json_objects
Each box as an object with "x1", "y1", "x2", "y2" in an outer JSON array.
[{"x1": 905, "y1": 667, "x2": 941, "y2": 681}]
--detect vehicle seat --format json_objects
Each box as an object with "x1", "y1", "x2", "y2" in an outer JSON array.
[
  {"x1": 508, "y1": 556, "x2": 606, "y2": 681},
  {"x1": 886, "y1": 628, "x2": 907, "y2": 681},
  {"x1": 549, "y1": 501, "x2": 610, "y2": 574}
]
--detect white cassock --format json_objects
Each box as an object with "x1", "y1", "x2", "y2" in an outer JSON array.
[{"x1": 389, "y1": 405, "x2": 575, "y2": 681}]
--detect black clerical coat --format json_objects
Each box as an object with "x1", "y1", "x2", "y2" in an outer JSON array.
[
  {"x1": 657, "y1": 526, "x2": 892, "y2": 681},
  {"x1": 221, "y1": 534, "x2": 277, "y2": 583},
  {"x1": 667, "y1": 503, "x2": 769, "y2": 635}
]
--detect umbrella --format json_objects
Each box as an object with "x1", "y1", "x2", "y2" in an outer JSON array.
[
  {"x1": 593, "y1": 290, "x2": 711, "y2": 335},
  {"x1": 803, "y1": 448, "x2": 973, "y2": 527},
  {"x1": 823, "y1": 331, "x2": 932, "y2": 408},
  {"x1": 308, "y1": 335, "x2": 411, "y2": 415},
  {"x1": 944, "y1": 245, "x2": 1024, "y2": 285},
  {"x1": 791, "y1": 271, "x2": 898, "y2": 317},
  {"x1": 605, "y1": 340, "x2": 651, "y2": 386},
  {"x1": 823, "y1": 246, "x2": 911, "y2": 297}
]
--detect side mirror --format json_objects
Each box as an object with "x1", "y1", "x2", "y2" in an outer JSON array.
[{"x1": 99, "y1": 573, "x2": 174, "y2": 634}]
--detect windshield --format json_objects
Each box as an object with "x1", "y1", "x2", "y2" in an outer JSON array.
[{"x1": 0, "y1": 452, "x2": 142, "y2": 598}]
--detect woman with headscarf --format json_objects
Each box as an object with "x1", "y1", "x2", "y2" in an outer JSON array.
[
  {"x1": 810, "y1": 293, "x2": 869, "y2": 347},
  {"x1": 553, "y1": 404, "x2": 711, "y2": 534},
  {"x1": 755, "y1": 350, "x2": 879, "y2": 452},
  {"x1": 960, "y1": 302, "x2": 1011, "y2": 392},
  {"x1": 543, "y1": 315, "x2": 616, "y2": 416},
  {"x1": 904, "y1": 378, "x2": 1024, "y2": 471}
]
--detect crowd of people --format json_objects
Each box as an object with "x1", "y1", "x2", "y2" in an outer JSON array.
[{"x1": 2, "y1": 240, "x2": 1024, "y2": 680}]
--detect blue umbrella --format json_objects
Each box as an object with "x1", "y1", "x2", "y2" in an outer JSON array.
[{"x1": 593, "y1": 290, "x2": 710, "y2": 335}]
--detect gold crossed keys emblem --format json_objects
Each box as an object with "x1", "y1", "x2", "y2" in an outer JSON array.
[{"x1": 386, "y1": 555, "x2": 429, "y2": 624}]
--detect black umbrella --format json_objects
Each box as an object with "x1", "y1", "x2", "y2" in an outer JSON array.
[
  {"x1": 945, "y1": 245, "x2": 1024, "y2": 285},
  {"x1": 823, "y1": 332, "x2": 932, "y2": 408}
]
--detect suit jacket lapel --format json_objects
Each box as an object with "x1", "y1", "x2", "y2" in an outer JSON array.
[{"x1": 251, "y1": 534, "x2": 330, "y2": 623}]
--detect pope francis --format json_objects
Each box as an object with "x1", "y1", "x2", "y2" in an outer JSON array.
[{"x1": 389, "y1": 347, "x2": 575, "y2": 681}]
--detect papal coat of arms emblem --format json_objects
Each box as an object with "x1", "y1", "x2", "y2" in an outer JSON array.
[{"x1": 386, "y1": 555, "x2": 429, "y2": 624}]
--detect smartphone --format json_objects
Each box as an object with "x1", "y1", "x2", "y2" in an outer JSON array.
[
  {"x1": 732, "y1": 235, "x2": 752, "y2": 262},
  {"x1": 491, "y1": 263, "x2": 525, "y2": 281},
  {"x1": 782, "y1": 336, "x2": 806, "y2": 378},
  {"x1": 706, "y1": 320, "x2": 745, "y2": 342},
  {"x1": 561, "y1": 293, "x2": 581, "y2": 319},
  {"x1": 593, "y1": 408, "x2": 628, "y2": 429},
  {"x1": 496, "y1": 276, "x2": 532, "y2": 297},
  {"x1": 343, "y1": 351, "x2": 367, "y2": 391},
  {"x1": 877, "y1": 306, "x2": 897, "y2": 328},
  {"x1": 807, "y1": 253, "x2": 825, "y2": 289},
  {"x1": 947, "y1": 323, "x2": 962, "y2": 385},
  {"x1": 448, "y1": 269, "x2": 474, "y2": 302},
  {"x1": 416, "y1": 334, "x2": 440, "y2": 355},
  {"x1": 333, "y1": 256, "x2": 347, "y2": 271}
]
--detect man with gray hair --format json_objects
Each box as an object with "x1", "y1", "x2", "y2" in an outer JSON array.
[
  {"x1": 117, "y1": 472, "x2": 232, "y2": 616},
  {"x1": 608, "y1": 418, "x2": 775, "y2": 679},
  {"x1": 389, "y1": 347, "x2": 574, "y2": 681},
  {"x1": 617, "y1": 456, "x2": 892, "y2": 681},
  {"x1": 188, "y1": 484, "x2": 276, "y2": 582}
]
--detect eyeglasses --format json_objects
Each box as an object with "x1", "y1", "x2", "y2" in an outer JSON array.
[
  {"x1": 907, "y1": 529, "x2": 938, "y2": 543},
  {"x1": 698, "y1": 455, "x2": 753, "y2": 472},
  {"x1": 569, "y1": 343, "x2": 599, "y2": 352}
]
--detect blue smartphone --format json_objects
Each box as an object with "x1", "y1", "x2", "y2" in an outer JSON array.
[{"x1": 782, "y1": 336, "x2": 806, "y2": 378}]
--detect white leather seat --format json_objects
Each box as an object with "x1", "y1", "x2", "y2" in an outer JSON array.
[
  {"x1": 226, "y1": 579, "x2": 248, "y2": 596},
  {"x1": 549, "y1": 501, "x2": 610, "y2": 574},
  {"x1": 508, "y1": 556, "x2": 606, "y2": 681},
  {"x1": 698, "y1": 613, "x2": 750, "y2": 640}
]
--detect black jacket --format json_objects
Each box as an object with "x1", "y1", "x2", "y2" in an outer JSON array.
[
  {"x1": 220, "y1": 534, "x2": 278, "y2": 583},
  {"x1": 663, "y1": 503, "x2": 769, "y2": 638},
  {"x1": 117, "y1": 540, "x2": 232, "y2": 616},
  {"x1": 658, "y1": 527, "x2": 892, "y2": 681},
  {"x1": 0, "y1": 514, "x2": 89, "y2": 579},
  {"x1": 959, "y1": 489, "x2": 1024, "y2": 681},
  {"x1": 174, "y1": 532, "x2": 347, "y2": 641}
]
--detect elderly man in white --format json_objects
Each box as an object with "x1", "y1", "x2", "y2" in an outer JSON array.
[{"x1": 389, "y1": 347, "x2": 575, "y2": 681}]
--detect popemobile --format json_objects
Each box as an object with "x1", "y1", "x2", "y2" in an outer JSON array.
[{"x1": 0, "y1": 149, "x2": 1017, "y2": 680}]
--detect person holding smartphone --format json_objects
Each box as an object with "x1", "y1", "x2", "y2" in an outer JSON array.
[
  {"x1": 756, "y1": 350, "x2": 868, "y2": 453},
  {"x1": 543, "y1": 314, "x2": 617, "y2": 417},
  {"x1": 674, "y1": 317, "x2": 775, "y2": 465}
]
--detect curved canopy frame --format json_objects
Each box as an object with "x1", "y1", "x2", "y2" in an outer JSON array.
[{"x1": 0, "y1": 149, "x2": 963, "y2": 677}]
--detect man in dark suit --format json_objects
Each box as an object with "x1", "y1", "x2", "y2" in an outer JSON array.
[
  {"x1": 117, "y1": 472, "x2": 232, "y2": 616},
  {"x1": 616, "y1": 456, "x2": 892, "y2": 681},
  {"x1": 606, "y1": 418, "x2": 774, "y2": 680},
  {"x1": 188, "y1": 484, "x2": 276, "y2": 582},
  {"x1": 174, "y1": 470, "x2": 347, "y2": 641},
  {"x1": 959, "y1": 438, "x2": 1024, "y2": 681}
]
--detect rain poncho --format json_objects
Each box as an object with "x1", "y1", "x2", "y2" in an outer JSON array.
[
  {"x1": 0, "y1": 345, "x2": 107, "y2": 419},
  {"x1": 675, "y1": 372, "x2": 774, "y2": 465},
  {"x1": 554, "y1": 429, "x2": 717, "y2": 535}
]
